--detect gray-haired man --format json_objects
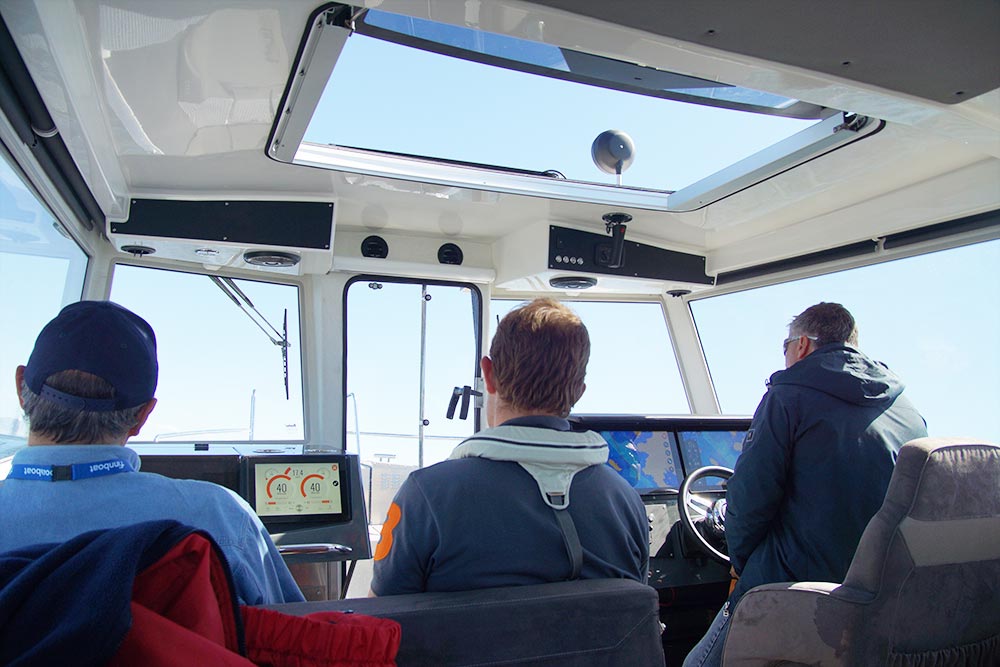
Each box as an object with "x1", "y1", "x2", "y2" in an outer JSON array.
[
  {"x1": 685, "y1": 302, "x2": 927, "y2": 667},
  {"x1": 0, "y1": 300, "x2": 303, "y2": 605}
]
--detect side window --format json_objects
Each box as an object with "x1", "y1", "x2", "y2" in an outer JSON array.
[
  {"x1": 691, "y1": 239, "x2": 1000, "y2": 442},
  {"x1": 0, "y1": 157, "x2": 88, "y2": 462},
  {"x1": 490, "y1": 299, "x2": 689, "y2": 414},
  {"x1": 109, "y1": 265, "x2": 304, "y2": 441}
]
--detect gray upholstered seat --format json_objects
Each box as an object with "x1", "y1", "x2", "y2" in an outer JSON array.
[
  {"x1": 266, "y1": 577, "x2": 666, "y2": 666},
  {"x1": 722, "y1": 437, "x2": 1000, "y2": 666}
]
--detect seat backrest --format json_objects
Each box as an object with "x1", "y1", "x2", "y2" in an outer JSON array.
[
  {"x1": 266, "y1": 578, "x2": 666, "y2": 667},
  {"x1": 843, "y1": 437, "x2": 1000, "y2": 662}
]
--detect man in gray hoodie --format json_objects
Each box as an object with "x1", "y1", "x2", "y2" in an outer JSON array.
[{"x1": 685, "y1": 302, "x2": 927, "y2": 667}]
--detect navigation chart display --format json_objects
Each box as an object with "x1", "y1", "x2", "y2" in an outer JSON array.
[
  {"x1": 677, "y1": 430, "x2": 746, "y2": 492},
  {"x1": 602, "y1": 430, "x2": 682, "y2": 492},
  {"x1": 252, "y1": 461, "x2": 345, "y2": 518},
  {"x1": 677, "y1": 431, "x2": 746, "y2": 471}
]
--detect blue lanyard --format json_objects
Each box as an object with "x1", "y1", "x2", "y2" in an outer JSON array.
[{"x1": 8, "y1": 458, "x2": 136, "y2": 482}]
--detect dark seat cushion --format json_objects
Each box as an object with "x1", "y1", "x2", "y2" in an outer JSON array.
[{"x1": 265, "y1": 578, "x2": 665, "y2": 666}]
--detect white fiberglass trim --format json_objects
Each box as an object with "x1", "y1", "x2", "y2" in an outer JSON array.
[
  {"x1": 668, "y1": 114, "x2": 880, "y2": 212},
  {"x1": 293, "y1": 143, "x2": 677, "y2": 210},
  {"x1": 270, "y1": 13, "x2": 349, "y2": 163},
  {"x1": 293, "y1": 113, "x2": 876, "y2": 213}
]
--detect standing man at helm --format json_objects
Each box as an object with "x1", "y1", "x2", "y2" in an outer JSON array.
[
  {"x1": 0, "y1": 301, "x2": 304, "y2": 606},
  {"x1": 370, "y1": 298, "x2": 648, "y2": 595},
  {"x1": 685, "y1": 302, "x2": 927, "y2": 667}
]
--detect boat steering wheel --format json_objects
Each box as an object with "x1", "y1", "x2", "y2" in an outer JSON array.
[{"x1": 677, "y1": 466, "x2": 734, "y2": 564}]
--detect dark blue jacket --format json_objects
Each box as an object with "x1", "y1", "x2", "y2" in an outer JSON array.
[
  {"x1": 371, "y1": 419, "x2": 648, "y2": 595},
  {"x1": 0, "y1": 521, "x2": 230, "y2": 666},
  {"x1": 726, "y1": 344, "x2": 927, "y2": 602}
]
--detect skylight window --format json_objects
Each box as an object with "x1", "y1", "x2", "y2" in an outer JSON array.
[
  {"x1": 358, "y1": 11, "x2": 811, "y2": 114},
  {"x1": 270, "y1": 5, "x2": 879, "y2": 210}
]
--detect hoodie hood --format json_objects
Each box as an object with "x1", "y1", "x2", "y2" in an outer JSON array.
[
  {"x1": 769, "y1": 344, "x2": 904, "y2": 406},
  {"x1": 449, "y1": 424, "x2": 608, "y2": 509}
]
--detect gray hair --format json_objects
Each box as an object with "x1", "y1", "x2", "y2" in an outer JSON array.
[
  {"x1": 790, "y1": 302, "x2": 859, "y2": 348},
  {"x1": 20, "y1": 370, "x2": 146, "y2": 444}
]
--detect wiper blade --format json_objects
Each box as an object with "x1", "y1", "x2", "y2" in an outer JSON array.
[{"x1": 282, "y1": 308, "x2": 289, "y2": 400}]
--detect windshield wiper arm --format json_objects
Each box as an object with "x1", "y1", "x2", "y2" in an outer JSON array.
[{"x1": 209, "y1": 276, "x2": 291, "y2": 399}]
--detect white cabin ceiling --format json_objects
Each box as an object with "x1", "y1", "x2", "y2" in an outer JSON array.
[{"x1": 0, "y1": 0, "x2": 997, "y2": 282}]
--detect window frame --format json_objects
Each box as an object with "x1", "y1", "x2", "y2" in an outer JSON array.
[
  {"x1": 109, "y1": 260, "x2": 309, "y2": 443},
  {"x1": 0, "y1": 145, "x2": 92, "y2": 460},
  {"x1": 342, "y1": 274, "x2": 485, "y2": 466}
]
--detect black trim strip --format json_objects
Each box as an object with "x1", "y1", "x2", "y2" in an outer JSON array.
[
  {"x1": 716, "y1": 241, "x2": 877, "y2": 285},
  {"x1": 0, "y1": 70, "x2": 90, "y2": 228},
  {"x1": 0, "y1": 13, "x2": 104, "y2": 231},
  {"x1": 0, "y1": 17, "x2": 54, "y2": 133},
  {"x1": 716, "y1": 208, "x2": 1000, "y2": 285},
  {"x1": 884, "y1": 209, "x2": 1000, "y2": 250}
]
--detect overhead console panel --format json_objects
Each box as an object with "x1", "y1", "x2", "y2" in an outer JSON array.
[
  {"x1": 493, "y1": 222, "x2": 713, "y2": 296},
  {"x1": 548, "y1": 226, "x2": 712, "y2": 285},
  {"x1": 109, "y1": 199, "x2": 336, "y2": 275}
]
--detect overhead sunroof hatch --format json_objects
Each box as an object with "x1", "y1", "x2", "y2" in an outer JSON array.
[{"x1": 270, "y1": 5, "x2": 881, "y2": 212}]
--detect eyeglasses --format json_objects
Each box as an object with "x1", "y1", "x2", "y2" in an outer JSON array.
[{"x1": 782, "y1": 334, "x2": 818, "y2": 353}]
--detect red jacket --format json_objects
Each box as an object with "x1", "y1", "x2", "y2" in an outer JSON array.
[{"x1": 0, "y1": 521, "x2": 400, "y2": 667}]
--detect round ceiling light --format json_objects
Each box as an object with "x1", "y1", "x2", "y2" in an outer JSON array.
[
  {"x1": 549, "y1": 276, "x2": 597, "y2": 290},
  {"x1": 243, "y1": 250, "x2": 300, "y2": 267},
  {"x1": 121, "y1": 245, "x2": 155, "y2": 256}
]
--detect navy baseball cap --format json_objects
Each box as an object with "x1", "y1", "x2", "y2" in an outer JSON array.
[{"x1": 24, "y1": 301, "x2": 158, "y2": 411}]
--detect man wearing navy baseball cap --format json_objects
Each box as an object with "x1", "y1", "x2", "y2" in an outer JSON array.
[{"x1": 0, "y1": 301, "x2": 303, "y2": 605}]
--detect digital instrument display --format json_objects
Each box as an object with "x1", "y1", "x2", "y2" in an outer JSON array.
[
  {"x1": 243, "y1": 455, "x2": 351, "y2": 527},
  {"x1": 255, "y1": 462, "x2": 342, "y2": 516},
  {"x1": 602, "y1": 430, "x2": 683, "y2": 492}
]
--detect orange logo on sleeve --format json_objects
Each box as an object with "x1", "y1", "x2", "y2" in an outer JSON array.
[{"x1": 373, "y1": 502, "x2": 401, "y2": 561}]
